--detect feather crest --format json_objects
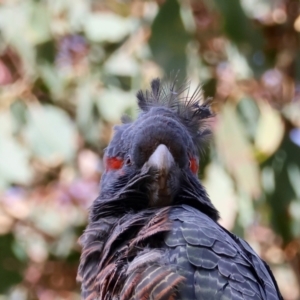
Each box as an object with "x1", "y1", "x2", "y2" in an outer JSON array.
[{"x1": 136, "y1": 77, "x2": 215, "y2": 153}]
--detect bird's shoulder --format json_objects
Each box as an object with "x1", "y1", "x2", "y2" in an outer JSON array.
[{"x1": 164, "y1": 205, "x2": 282, "y2": 300}]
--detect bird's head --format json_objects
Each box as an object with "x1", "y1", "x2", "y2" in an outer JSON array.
[{"x1": 91, "y1": 78, "x2": 219, "y2": 221}]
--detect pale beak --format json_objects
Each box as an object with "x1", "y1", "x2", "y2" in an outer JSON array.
[{"x1": 147, "y1": 144, "x2": 174, "y2": 190}]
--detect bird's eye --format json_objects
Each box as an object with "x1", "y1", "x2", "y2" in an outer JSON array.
[
  {"x1": 105, "y1": 156, "x2": 124, "y2": 171},
  {"x1": 125, "y1": 156, "x2": 131, "y2": 165},
  {"x1": 189, "y1": 157, "x2": 199, "y2": 174}
]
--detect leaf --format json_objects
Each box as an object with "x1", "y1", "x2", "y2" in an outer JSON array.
[
  {"x1": 262, "y1": 135, "x2": 300, "y2": 242},
  {"x1": 24, "y1": 105, "x2": 76, "y2": 163},
  {"x1": 27, "y1": 2, "x2": 51, "y2": 44},
  {"x1": 255, "y1": 101, "x2": 284, "y2": 156},
  {"x1": 0, "y1": 136, "x2": 33, "y2": 189},
  {"x1": 225, "y1": 44, "x2": 253, "y2": 79},
  {"x1": 203, "y1": 163, "x2": 238, "y2": 230},
  {"x1": 96, "y1": 89, "x2": 137, "y2": 123},
  {"x1": 0, "y1": 234, "x2": 24, "y2": 293},
  {"x1": 76, "y1": 81, "x2": 96, "y2": 129},
  {"x1": 289, "y1": 199, "x2": 300, "y2": 237},
  {"x1": 237, "y1": 97, "x2": 260, "y2": 140},
  {"x1": 149, "y1": 0, "x2": 190, "y2": 79},
  {"x1": 212, "y1": 0, "x2": 265, "y2": 74},
  {"x1": 213, "y1": 0, "x2": 263, "y2": 48},
  {"x1": 84, "y1": 12, "x2": 134, "y2": 43},
  {"x1": 36, "y1": 40, "x2": 56, "y2": 64},
  {"x1": 104, "y1": 50, "x2": 139, "y2": 76},
  {"x1": 0, "y1": 112, "x2": 32, "y2": 188},
  {"x1": 0, "y1": 5, "x2": 36, "y2": 78},
  {"x1": 75, "y1": 81, "x2": 102, "y2": 145},
  {"x1": 283, "y1": 102, "x2": 300, "y2": 127},
  {"x1": 38, "y1": 63, "x2": 65, "y2": 99},
  {"x1": 215, "y1": 103, "x2": 261, "y2": 197},
  {"x1": 10, "y1": 100, "x2": 28, "y2": 134}
]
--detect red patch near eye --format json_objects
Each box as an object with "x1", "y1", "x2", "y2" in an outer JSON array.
[
  {"x1": 105, "y1": 157, "x2": 124, "y2": 171},
  {"x1": 189, "y1": 157, "x2": 199, "y2": 174}
]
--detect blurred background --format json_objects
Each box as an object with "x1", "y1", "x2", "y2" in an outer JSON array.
[{"x1": 0, "y1": 0, "x2": 299, "y2": 299}]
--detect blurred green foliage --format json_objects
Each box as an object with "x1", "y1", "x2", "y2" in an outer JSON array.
[{"x1": 0, "y1": 0, "x2": 300, "y2": 299}]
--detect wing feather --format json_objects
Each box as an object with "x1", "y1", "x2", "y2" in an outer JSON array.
[{"x1": 165, "y1": 205, "x2": 283, "y2": 300}]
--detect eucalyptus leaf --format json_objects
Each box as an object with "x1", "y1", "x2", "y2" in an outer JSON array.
[
  {"x1": 96, "y1": 89, "x2": 136, "y2": 123},
  {"x1": 76, "y1": 81, "x2": 96, "y2": 130},
  {"x1": 290, "y1": 200, "x2": 300, "y2": 237},
  {"x1": 283, "y1": 102, "x2": 300, "y2": 127},
  {"x1": 255, "y1": 101, "x2": 284, "y2": 156},
  {"x1": 24, "y1": 105, "x2": 76, "y2": 163},
  {"x1": 149, "y1": 0, "x2": 190, "y2": 79},
  {"x1": 28, "y1": 2, "x2": 51, "y2": 44},
  {"x1": 237, "y1": 97, "x2": 260, "y2": 140},
  {"x1": 75, "y1": 81, "x2": 102, "y2": 145},
  {"x1": 213, "y1": 0, "x2": 263, "y2": 48},
  {"x1": 0, "y1": 5, "x2": 36, "y2": 78},
  {"x1": 0, "y1": 112, "x2": 32, "y2": 188},
  {"x1": 213, "y1": 0, "x2": 265, "y2": 74},
  {"x1": 0, "y1": 234, "x2": 23, "y2": 293},
  {"x1": 215, "y1": 103, "x2": 261, "y2": 197},
  {"x1": 104, "y1": 51, "x2": 139, "y2": 76},
  {"x1": 10, "y1": 100, "x2": 28, "y2": 134},
  {"x1": 203, "y1": 163, "x2": 238, "y2": 230},
  {"x1": 0, "y1": 136, "x2": 33, "y2": 188},
  {"x1": 38, "y1": 63, "x2": 65, "y2": 99},
  {"x1": 84, "y1": 12, "x2": 134, "y2": 43},
  {"x1": 262, "y1": 136, "x2": 300, "y2": 242}
]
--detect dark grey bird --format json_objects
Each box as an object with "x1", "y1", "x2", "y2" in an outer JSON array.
[{"x1": 77, "y1": 78, "x2": 283, "y2": 300}]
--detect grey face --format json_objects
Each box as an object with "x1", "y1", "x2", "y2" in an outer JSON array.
[
  {"x1": 130, "y1": 109, "x2": 194, "y2": 168},
  {"x1": 100, "y1": 78, "x2": 213, "y2": 208}
]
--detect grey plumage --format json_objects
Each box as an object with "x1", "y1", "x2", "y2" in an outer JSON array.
[{"x1": 77, "y1": 78, "x2": 283, "y2": 300}]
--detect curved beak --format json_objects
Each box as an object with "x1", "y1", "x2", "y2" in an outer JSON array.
[
  {"x1": 146, "y1": 144, "x2": 175, "y2": 205},
  {"x1": 148, "y1": 144, "x2": 174, "y2": 173}
]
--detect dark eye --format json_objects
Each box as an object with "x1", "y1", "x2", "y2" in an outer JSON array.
[
  {"x1": 125, "y1": 156, "x2": 132, "y2": 165},
  {"x1": 105, "y1": 156, "x2": 124, "y2": 171},
  {"x1": 189, "y1": 157, "x2": 199, "y2": 174}
]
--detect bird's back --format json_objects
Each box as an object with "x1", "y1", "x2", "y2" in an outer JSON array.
[{"x1": 78, "y1": 204, "x2": 282, "y2": 300}]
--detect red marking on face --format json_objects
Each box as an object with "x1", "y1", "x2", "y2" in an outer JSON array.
[
  {"x1": 189, "y1": 157, "x2": 199, "y2": 174},
  {"x1": 105, "y1": 157, "x2": 124, "y2": 171}
]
